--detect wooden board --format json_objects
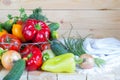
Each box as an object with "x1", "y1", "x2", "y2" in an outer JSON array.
[
  {"x1": 0, "y1": 0, "x2": 120, "y2": 9},
  {"x1": 0, "y1": 67, "x2": 120, "y2": 80},
  {"x1": 87, "y1": 73, "x2": 115, "y2": 80},
  {"x1": 0, "y1": 10, "x2": 120, "y2": 39},
  {"x1": 0, "y1": 0, "x2": 120, "y2": 80}
]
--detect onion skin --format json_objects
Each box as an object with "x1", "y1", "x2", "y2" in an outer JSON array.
[
  {"x1": 79, "y1": 54, "x2": 94, "y2": 69},
  {"x1": 1, "y1": 50, "x2": 21, "y2": 70}
]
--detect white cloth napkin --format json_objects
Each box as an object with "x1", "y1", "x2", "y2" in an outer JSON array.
[
  {"x1": 83, "y1": 37, "x2": 120, "y2": 55},
  {"x1": 60, "y1": 37, "x2": 120, "y2": 74},
  {"x1": 77, "y1": 37, "x2": 120, "y2": 74}
]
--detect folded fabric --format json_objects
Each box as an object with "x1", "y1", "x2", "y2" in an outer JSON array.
[{"x1": 83, "y1": 37, "x2": 120, "y2": 55}]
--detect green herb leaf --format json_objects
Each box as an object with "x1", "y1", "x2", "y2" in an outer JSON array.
[
  {"x1": 19, "y1": 8, "x2": 28, "y2": 21},
  {"x1": 29, "y1": 8, "x2": 48, "y2": 21},
  {"x1": 94, "y1": 58, "x2": 106, "y2": 67},
  {"x1": 63, "y1": 37, "x2": 85, "y2": 56},
  {"x1": 7, "y1": 14, "x2": 13, "y2": 19}
]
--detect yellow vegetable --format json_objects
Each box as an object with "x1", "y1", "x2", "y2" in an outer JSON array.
[
  {"x1": 0, "y1": 29, "x2": 8, "y2": 37},
  {"x1": 12, "y1": 24, "x2": 26, "y2": 42}
]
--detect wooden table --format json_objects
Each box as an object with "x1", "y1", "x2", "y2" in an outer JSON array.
[{"x1": 0, "y1": 65, "x2": 120, "y2": 80}]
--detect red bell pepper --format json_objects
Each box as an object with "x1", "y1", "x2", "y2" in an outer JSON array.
[
  {"x1": 21, "y1": 45, "x2": 43, "y2": 71},
  {"x1": 22, "y1": 19, "x2": 50, "y2": 42}
]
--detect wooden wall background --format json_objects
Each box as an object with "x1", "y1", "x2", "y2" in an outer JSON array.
[
  {"x1": 0, "y1": 1, "x2": 120, "y2": 80},
  {"x1": 0, "y1": 0, "x2": 120, "y2": 39}
]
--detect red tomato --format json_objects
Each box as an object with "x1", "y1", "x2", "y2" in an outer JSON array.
[
  {"x1": 0, "y1": 34, "x2": 21, "y2": 51},
  {"x1": 40, "y1": 43, "x2": 51, "y2": 51}
]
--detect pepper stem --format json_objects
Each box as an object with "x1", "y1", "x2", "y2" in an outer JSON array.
[
  {"x1": 35, "y1": 24, "x2": 41, "y2": 30},
  {"x1": 27, "y1": 53, "x2": 32, "y2": 59}
]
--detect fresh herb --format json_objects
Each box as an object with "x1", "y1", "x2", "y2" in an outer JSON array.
[
  {"x1": 63, "y1": 37, "x2": 86, "y2": 56},
  {"x1": 19, "y1": 8, "x2": 28, "y2": 21},
  {"x1": 94, "y1": 58, "x2": 106, "y2": 67},
  {"x1": 29, "y1": 8, "x2": 48, "y2": 22},
  {"x1": 7, "y1": 8, "x2": 28, "y2": 23}
]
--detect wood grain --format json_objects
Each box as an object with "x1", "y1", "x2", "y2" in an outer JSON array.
[
  {"x1": 0, "y1": 10, "x2": 120, "y2": 39},
  {"x1": 87, "y1": 73, "x2": 115, "y2": 80},
  {"x1": 28, "y1": 71, "x2": 57, "y2": 80},
  {"x1": 0, "y1": 0, "x2": 120, "y2": 9},
  {"x1": 57, "y1": 73, "x2": 86, "y2": 80},
  {"x1": 0, "y1": 69, "x2": 28, "y2": 80}
]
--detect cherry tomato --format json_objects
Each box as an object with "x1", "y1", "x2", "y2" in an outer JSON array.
[
  {"x1": 0, "y1": 34, "x2": 21, "y2": 51},
  {"x1": 40, "y1": 43, "x2": 50, "y2": 51}
]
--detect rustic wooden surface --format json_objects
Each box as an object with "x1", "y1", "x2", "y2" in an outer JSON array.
[
  {"x1": 0, "y1": 66, "x2": 120, "y2": 80},
  {"x1": 0, "y1": 0, "x2": 120, "y2": 80}
]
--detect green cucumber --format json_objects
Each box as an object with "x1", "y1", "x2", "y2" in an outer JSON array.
[
  {"x1": 50, "y1": 40, "x2": 69, "y2": 56},
  {"x1": 3, "y1": 59, "x2": 25, "y2": 80}
]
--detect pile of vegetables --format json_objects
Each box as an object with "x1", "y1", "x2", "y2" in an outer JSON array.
[{"x1": 0, "y1": 8, "x2": 105, "y2": 80}]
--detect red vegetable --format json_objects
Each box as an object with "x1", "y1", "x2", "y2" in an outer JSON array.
[
  {"x1": 22, "y1": 19, "x2": 50, "y2": 42},
  {"x1": 21, "y1": 45, "x2": 42, "y2": 71},
  {"x1": 0, "y1": 34, "x2": 21, "y2": 51},
  {"x1": 40, "y1": 43, "x2": 51, "y2": 51}
]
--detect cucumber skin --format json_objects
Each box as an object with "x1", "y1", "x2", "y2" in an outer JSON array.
[
  {"x1": 51, "y1": 40, "x2": 69, "y2": 56},
  {"x1": 3, "y1": 59, "x2": 25, "y2": 80}
]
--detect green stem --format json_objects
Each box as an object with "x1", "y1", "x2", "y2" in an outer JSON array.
[
  {"x1": 35, "y1": 24, "x2": 41, "y2": 30},
  {"x1": 27, "y1": 53, "x2": 33, "y2": 59}
]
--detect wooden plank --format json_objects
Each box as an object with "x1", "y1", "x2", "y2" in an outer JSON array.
[
  {"x1": 58, "y1": 29, "x2": 120, "y2": 39},
  {"x1": 0, "y1": 10, "x2": 120, "y2": 39},
  {"x1": 0, "y1": 69, "x2": 27, "y2": 80},
  {"x1": 28, "y1": 71, "x2": 57, "y2": 80},
  {"x1": 57, "y1": 73, "x2": 86, "y2": 80},
  {"x1": 0, "y1": 69, "x2": 9, "y2": 80},
  {"x1": 0, "y1": 0, "x2": 120, "y2": 9},
  {"x1": 0, "y1": 10, "x2": 120, "y2": 24},
  {"x1": 87, "y1": 73, "x2": 115, "y2": 80},
  {"x1": 0, "y1": 10, "x2": 120, "y2": 25}
]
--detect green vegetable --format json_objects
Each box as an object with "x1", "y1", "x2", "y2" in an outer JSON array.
[
  {"x1": 51, "y1": 31, "x2": 59, "y2": 39},
  {"x1": 63, "y1": 37, "x2": 86, "y2": 56},
  {"x1": 3, "y1": 59, "x2": 25, "y2": 80},
  {"x1": 6, "y1": 8, "x2": 28, "y2": 25},
  {"x1": 50, "y1": 40, "x2": 69, "y2": 56},
  {"x1": 2, "y1": 19, "x2": 14, "y2": 33},
  {"x1": 42, "y1": 49, "x2": 55, "y2": 61},
  {"x1": 94, "y1": 58, "x2": 106, "y2": 67},
  {"x1": 41, "y1": 53, "x2": 76, "y2": 73},
  {"x1": 0, "y1": 48, "x2": 7, "y2": 59},
  {"x1": 29, "y1": 8, "x2": 48, "y2": 21},
  {"x1": 48, "y1": 23, "x2": 59, "y2": 32}
]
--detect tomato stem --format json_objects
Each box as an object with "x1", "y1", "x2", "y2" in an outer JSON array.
[{"x1": 5, "y1": 38, "x2": 11, "y2": 43}]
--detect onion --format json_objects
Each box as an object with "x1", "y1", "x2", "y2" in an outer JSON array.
[
  {"x1": 79, "y1": 54, "x2": 94, "y2": 69},
  {"x1": 1, "y1": 50, "x2": 21, "y2": 70}
]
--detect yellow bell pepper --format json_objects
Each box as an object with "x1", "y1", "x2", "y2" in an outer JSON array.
[
  {"x1": 12, "y1": 24, "x2": 26, "y2": 42},
  {"x1": 0, "y1": 29, "x2": 8, "y2": 37}
]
